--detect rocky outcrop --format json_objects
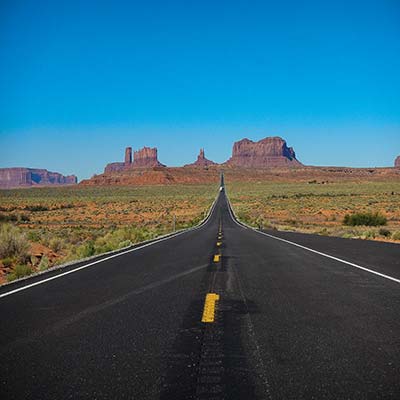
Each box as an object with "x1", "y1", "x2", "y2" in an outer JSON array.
[
  {"x1": 125, "y1": 147, "x2": 132, "y2": 166},
  {"x1": 104, "y1": 146, "x2": 165, "y2": 173},
  {"x1": 185, "y1": 149, "x2": 217, "y2": 167},
  {"x1": 0, "y1": 168, "x2": 77, "y2": 189},
  {"x1": 395, "y1": 156, "x2": 400, "y2": 168},
  {"x1": 104, "y1": 162, "x2": 125, "y2": 173},
  {"x1": 133, "y1": 147, "x2": 165, "y2": 168},
  {"x1": 226, "y1": 137, "x2": 302, "y2": 167}
]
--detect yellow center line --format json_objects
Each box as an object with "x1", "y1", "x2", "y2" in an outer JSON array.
[
  {"x1": 217, "y1": 242, "x2": 222, "y2": 247},
  {"x1": 213, "y1": 254, "x2": 221, "y2": 262},
  {"x1": 201, "y1": 293, "x2": 220, "y2": 323}
]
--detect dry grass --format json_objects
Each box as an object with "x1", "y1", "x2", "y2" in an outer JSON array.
[
  {"x1": 0, "y1": 184, "x2": 217, "y2": 282},
  {"x1": 226, "y1": 180, "x2": 400, "y2": 242}
]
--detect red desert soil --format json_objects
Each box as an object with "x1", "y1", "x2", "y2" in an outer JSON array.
[
  {"x1": 80, "y1": 165, "x2": 400, "y2": 186},
  {"x1": 0, "y1": 242, "x2": 58, "y2": 285}
]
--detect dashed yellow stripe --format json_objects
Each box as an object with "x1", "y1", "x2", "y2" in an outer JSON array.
[
  {"x1": 213, "y1": 254, "x2": 220, "y2": 262},
  {"x1": 201, "y1": 293, "x2": 220, "y2": 323},
  {"x1": 217, "y1": 242, "x2": 222, "y2": 247}
]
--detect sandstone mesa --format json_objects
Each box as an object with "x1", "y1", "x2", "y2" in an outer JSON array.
[
  {"x1": 0, "y1": 168, "x2": 77, "y2": 189},
  {"x1": 103, "y1": 136, "x2": 301, "y2": 173},
  {"x1": 79, "y1": 136, "x2": 399, "y2": 186},
  {"x1": 105, "y1": 146, "x2": 165, "y2": 173},
  {"x1": 226, "y1": 136, "x2": 302, "y2": 167},
  {"x1": 2, "y1": 136, "x2": 399, "y2": 188}
]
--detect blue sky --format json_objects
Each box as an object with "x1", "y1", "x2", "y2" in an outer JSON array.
[{"x1": 1, "y1": 0, "x2": 399, "y2": 180}]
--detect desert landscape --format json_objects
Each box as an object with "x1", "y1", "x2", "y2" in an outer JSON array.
[
  {"x1": 2, "y1": 3, "x2": 400, "y2": 398},
  {"x1": 0, "y1": 184, "x2": 216, "y2": 283},
  {"x1": 1, "y1": 136, "x2": 399, "y2": 284},
  {"x1": 227, "y1": 180, "x2": 400, "y2": 241}
]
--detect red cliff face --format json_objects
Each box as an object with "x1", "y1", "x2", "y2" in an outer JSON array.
[
  {"x1": 133, "y1": 147, "x2": 165, "y2": 168},
  {"x1": 0, "y1": 168, "x2": 77, "y2": 188},
  {"x1": 226, "y1": 137, "x2": 302, "y2": 167},
  {"x1": 125, "y1": 147, "x2": 132, "y2": 166},
  {"x1": 395, "y1": 156, "x2": 400, "y2": 168},
  {"x1": 104, "y1": 146, "x2": 165, "y2": 173},
  {"x1": 104, "y1": 162, "x2": 125, "y2": 173},
  {"x1": 185, "y1": 148, "x2": 217, "y2": 167}
]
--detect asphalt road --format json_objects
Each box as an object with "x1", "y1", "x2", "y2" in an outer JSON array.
[{"x1": 0, "y1": 186, "x2": 399, "y2": 399}]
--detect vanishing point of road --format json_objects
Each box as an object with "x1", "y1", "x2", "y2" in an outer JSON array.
[{"x1": 1, "y1": 180, "x2": 399, "y2": 399}]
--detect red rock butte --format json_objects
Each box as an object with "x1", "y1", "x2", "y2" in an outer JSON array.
[
  {"x1": 226, "y1": 136, "x2": 302, "y2": 167},
  {"x1": 0, "y1": 168, "x2": 77, "y2": 189},
  {"x1": 133, "y1": 147, "x2": 165, "y2": 168},
  {"x1": 105, "y1": 146, "x2": 165, "y2": 173},
  {"x1": 125, "y1": 147, "x2": 132, "y2": 165},
  {"x1": 80, "y1": 135, "x2": 400, "y2": 186},
  {"x1": 104, "y1": 137, "x2": 301, "y2": 173},
  {"x1": 185, "y1": 149, "x2": 217, "y2": 167},
  {"x1": 395, "y1": 155, "x2": 400, "y2": 168}
]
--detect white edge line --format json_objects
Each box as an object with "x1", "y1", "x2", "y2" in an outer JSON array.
[
  {"x1": 0, "y1": 191, "x2": 221, "y2": 299},
  {"x1": 225, "y1": 192, "x2": 400, "y2": 285}
]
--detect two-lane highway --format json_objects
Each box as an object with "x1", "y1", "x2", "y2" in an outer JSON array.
[{"x1": 1, "y1": 185, "x2": 399, "y2": 399}]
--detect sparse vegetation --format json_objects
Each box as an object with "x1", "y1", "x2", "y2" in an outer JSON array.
[
  {"x1": 0, "y1": 185, "x2": 217, "y2": 283},
  {"x1": 24, "y1": 205, "x2": 49, "y2": 212},
  {"x1": 343, "y1": 212, "x2": 387, "y2": 227},
  {"x1": 226, "y1": 180, "x2": 400, "y2": 242},
  {"x1": 378, "y1": 228, "x2": 391, "y2": 237},
  {"x1": 7, "y1": 264, "x2": 32, "y2": 282},
  {"x1": 0, "y1": 224, "x2": 30, "y2": 262},
  {"x1": 391, "y1": 231, "x2": 400, "y2": 241},
  {"x1": 0, "y1": 213, "x2": 18, "y2": 222},
  {"x1": 2, "y1": 257, "x2": 13, "y2": 268},
  {"x1": 38, "y1": 256, "x2": 49, "y2": 271}
]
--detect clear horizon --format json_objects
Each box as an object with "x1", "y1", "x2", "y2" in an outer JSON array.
[{"x1": 1, "y1": 0, "x2": 399, "y2": 180}]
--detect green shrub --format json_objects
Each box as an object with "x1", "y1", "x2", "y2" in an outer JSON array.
[
  {"x1": 24, "y1": 205, "x2": 49, "y2": 212},
  {"x1": 49, "y1": 237, "x2": 65, "y2": 253},
  {"x1": 27, "y1": 231, "x2": 41, "y2": 242},
  {"x1": 378, "y1": 228, "x2": 391, "y2": 237},
  {"x1": 38, "y1": 256, "x2": 49, "y2": 271},
  {"x1": 30, "y1": 255, "x2": 39, "y2": 266},
  {"x1": 19, "y1": 214, "x2": 30, "y2": 222},
  {"x1": 93, "y1": 226, "x2": 152, "y2": 255},
  {"x1": 1, "y1": 257, "x2": 13, "y2": 268},
  {"x1": 341, "y1": 232, "x2": 355, "y2": 239},
  {"x1": 343, "y1": 212, "x2": 387, "y2": 227},
  {"x1": 391, "y1": 231, "x2": 400, "y2": 241},
  {"x1": 0, "y1": 224, "x2": 30, "y2": 261},
  {"x1": 76, "y1": 241, "x2": 95, "y2": 258},
  {"x1": 7, "y1": 264, "x2": 32, "y2": 281},
  {"x1": 362, "y1": 230, "x2": 376, "y2": 239},
  {"x1": 0, "y1": 213, "x2": 18, "y2": 222},
  {"x1": 118, "y1": 240, "x2": 131, "y2": 249},
  {"x1": 236, "y1": 210, "x2": 252, "y2": 225}
]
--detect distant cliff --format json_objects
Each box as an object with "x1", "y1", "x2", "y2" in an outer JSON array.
[
  {"x1": 185, "y1": 149, "x2": 216, "y2": 167},
  {"x1": 0, "y1": 168, "x2": 77, "y2": 189},
  {"x1": 395, "y1": 156, "x2": 400, "y2": 168},
  {"x1": 105, "y1": 146, "x2": 165, "y2": 173},
  {"x1": 103, "y1": 137, "x2": 302, "y2": 174},
  {"x1": 226, "y1": 137, "x2": 302, "y2": 167}
]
